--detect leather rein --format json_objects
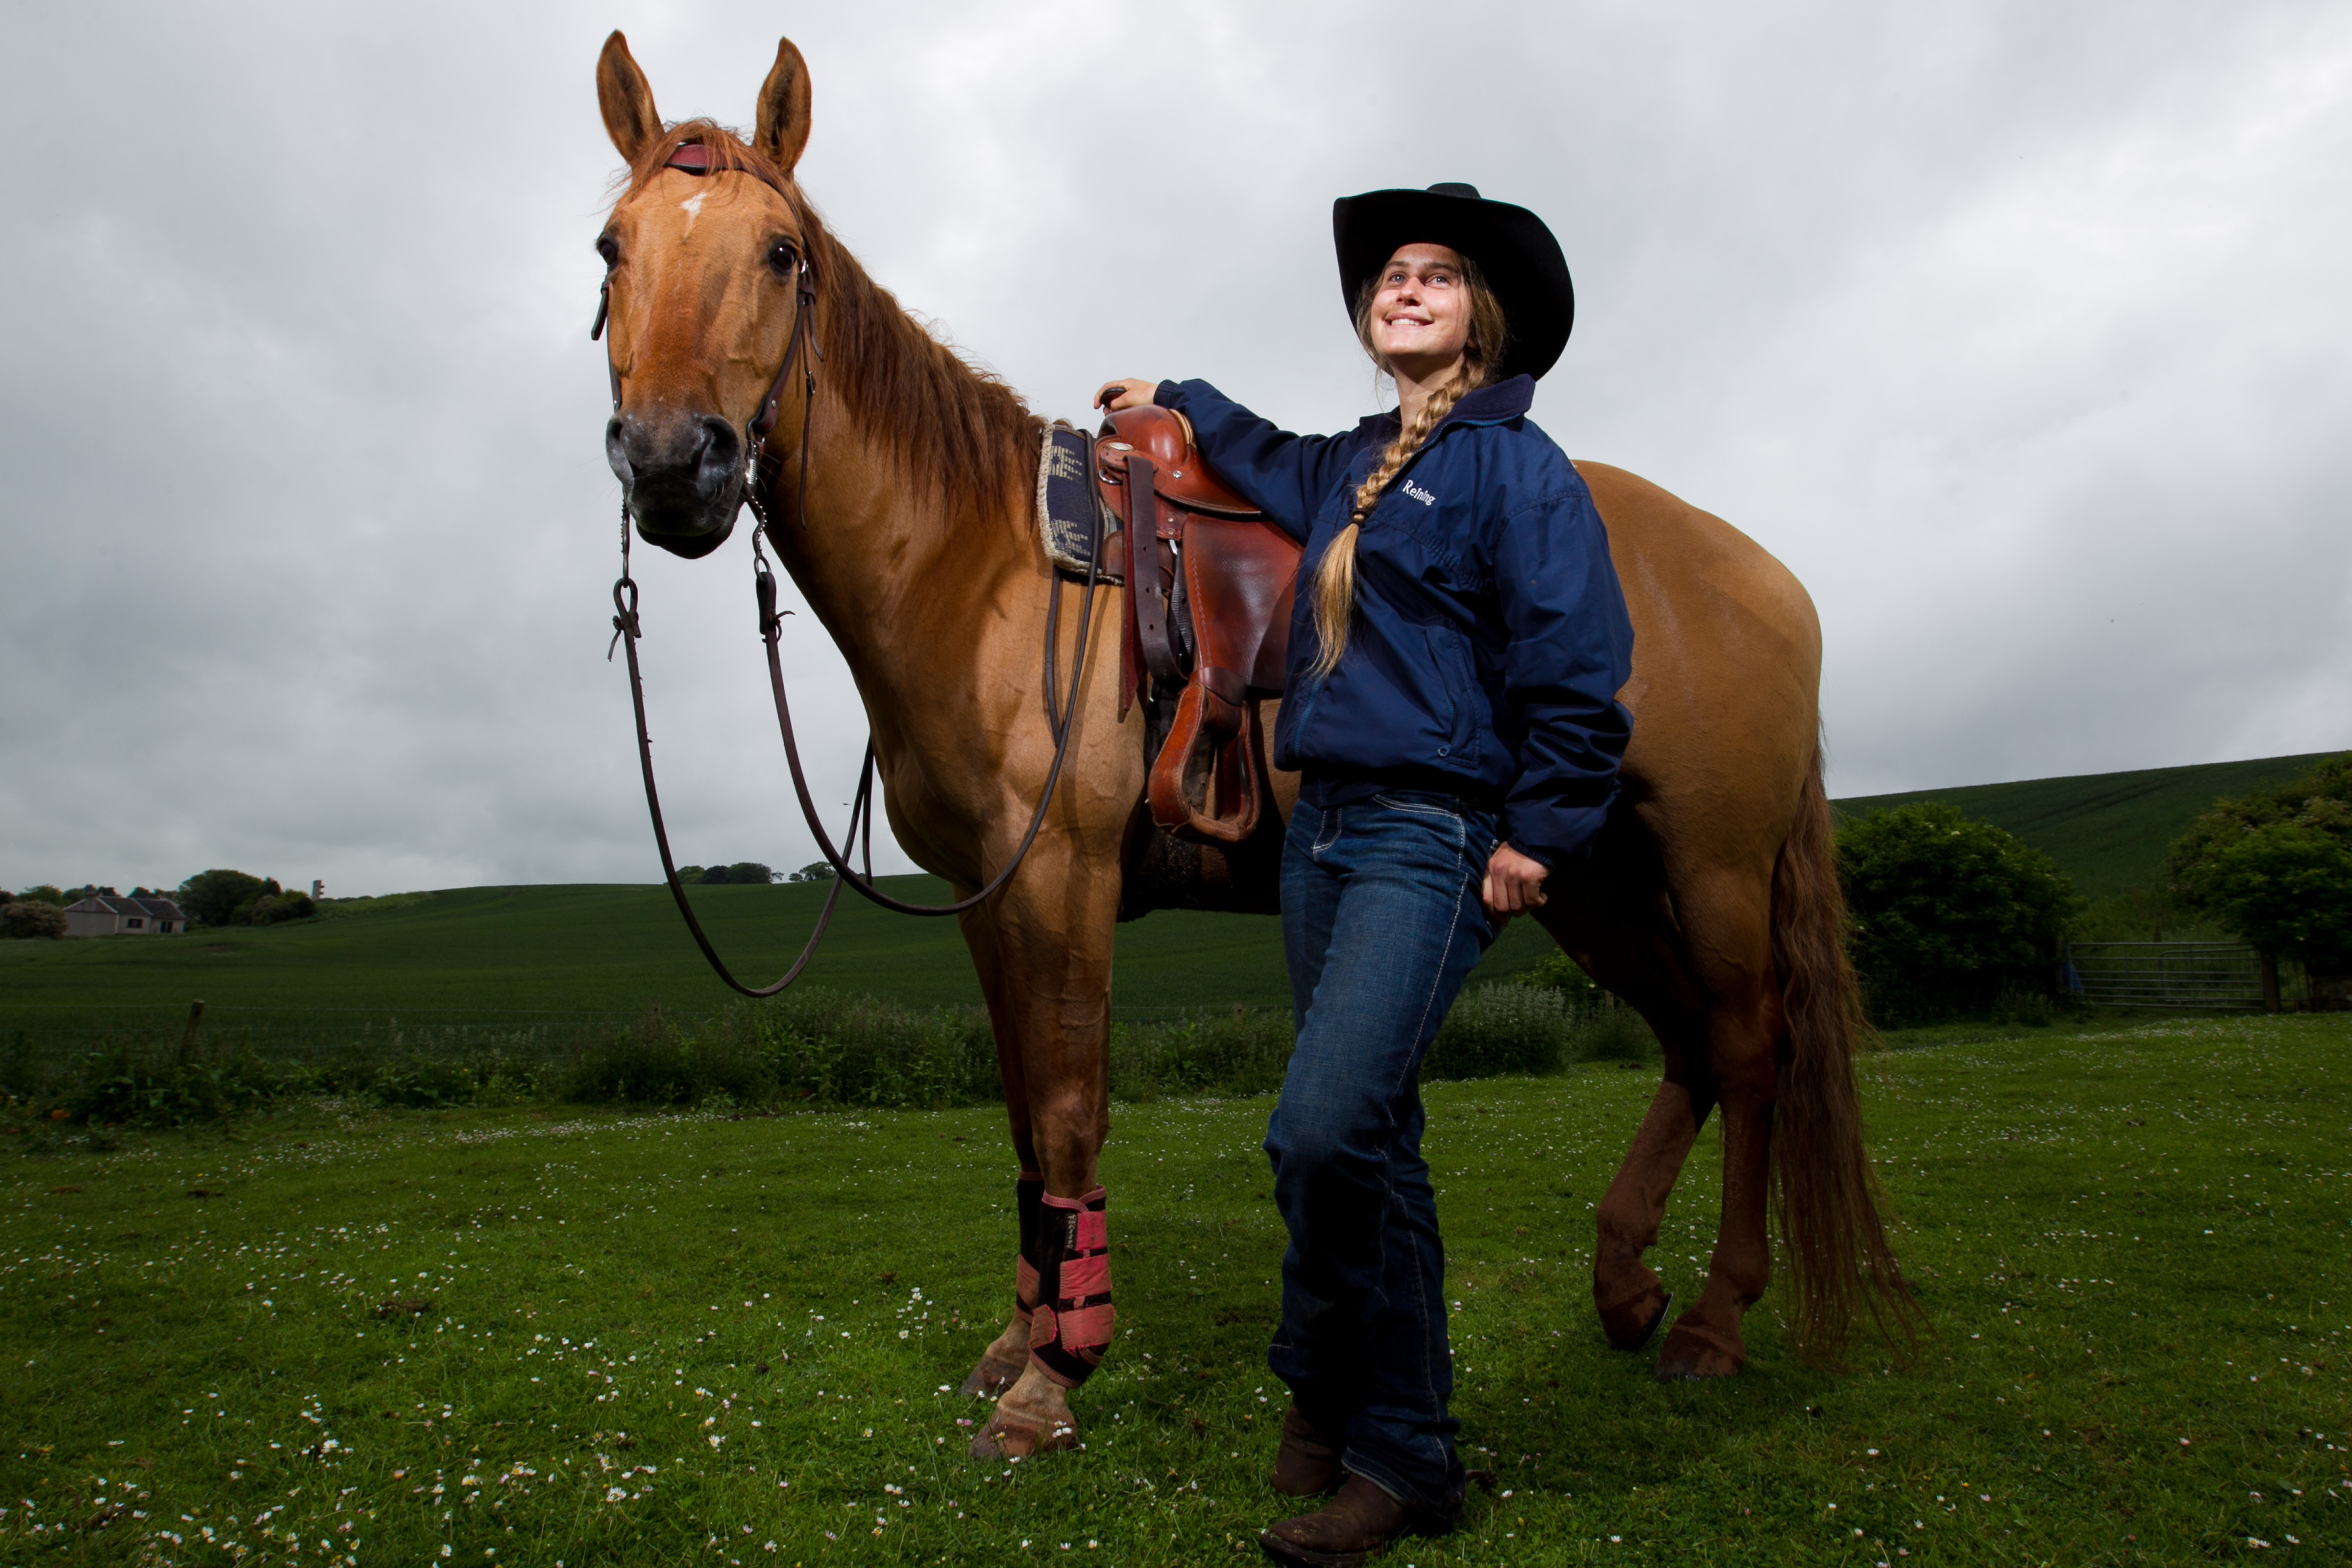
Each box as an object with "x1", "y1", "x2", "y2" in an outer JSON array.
[{"x1": 595, "y1": 141, "x2": 1101, "y2": 997}]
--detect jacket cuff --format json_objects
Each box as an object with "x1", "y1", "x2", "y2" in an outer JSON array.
[
  {"x1": 1506, "y1": 839, "x2": 1556, "y2": 873},
  {"x1": 1153, "y1": 380, "x2": 1183, "y2": 409}
]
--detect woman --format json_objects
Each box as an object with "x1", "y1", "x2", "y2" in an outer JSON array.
[{"x1": 1098, "y1": 181, "x2": 1633, "y2": 1565}]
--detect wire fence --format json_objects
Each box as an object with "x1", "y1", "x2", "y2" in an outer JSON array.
[{"x1": 2064, "y1": 942, "x2": 2306, "y2": 1011}]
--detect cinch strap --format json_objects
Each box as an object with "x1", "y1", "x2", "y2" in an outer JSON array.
[{"x1": 1028, "y1": 1186, "x2": 1114, "y2": 1388}]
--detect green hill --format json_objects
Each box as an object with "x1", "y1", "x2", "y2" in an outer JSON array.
[
  {"x1": 1832, "y1": 751, "x2": 2344, "y2": 897},
  {"x1": 7, "y1": 750, "x2": 2332, "y2": 1034}
]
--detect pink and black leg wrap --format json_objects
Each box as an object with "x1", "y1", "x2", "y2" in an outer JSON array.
[
  {"x1": 1015, "y1": 1171, "x2": 1046, "y2": 1318},
  {"x1": 1028, "y1": 1186, "x2": 1115, "y2": 1388}
]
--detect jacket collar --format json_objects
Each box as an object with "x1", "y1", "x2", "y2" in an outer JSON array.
[
  {"x1": 1447, "y1": 374, "x2": 1535, "y2": 425},
  {"x1": 1354, "y1": 373, "x2": 1535, "y2": 439}
]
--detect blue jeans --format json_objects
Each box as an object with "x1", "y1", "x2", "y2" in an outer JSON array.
[{"x1": 1265, "y1": 792, "x2": 1498, "y2": 1516}]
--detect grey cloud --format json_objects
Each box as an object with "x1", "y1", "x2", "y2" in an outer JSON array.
[{"x1": 3, "y1": 1, "x2": 2345, "y2": 894}]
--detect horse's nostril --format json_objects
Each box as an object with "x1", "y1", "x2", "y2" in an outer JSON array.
[
  {"x1": 605, "y1": 415, "x2": 637, "y2": 483},
  {"x1": 694, "y1": 416, "x2": 742, "y2": 477}
]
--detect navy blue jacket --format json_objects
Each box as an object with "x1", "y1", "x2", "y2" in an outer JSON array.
[{"x1": 1156, "y1": 375, "x2": 1634, "y2": 868}]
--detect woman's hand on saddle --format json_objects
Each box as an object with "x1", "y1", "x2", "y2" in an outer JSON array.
[
  {"x1": 1095, "y1": 377, "x2": 1157, "y2": 412},
  {"x1": 1482, "y1": 843, "x2": 1550, "y2": 920}
]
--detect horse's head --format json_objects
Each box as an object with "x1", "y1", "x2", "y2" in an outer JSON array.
[{"x1": 594, "y1": 32, "x2": 814, "y2": 558}]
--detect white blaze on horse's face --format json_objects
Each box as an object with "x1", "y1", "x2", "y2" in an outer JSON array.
[
  {"x1": 1368, "y1": 243, "x2": 1471, "y2": 378},
  {"x1": 679, "y1": 189, "x2": 708, "y2": 233}
]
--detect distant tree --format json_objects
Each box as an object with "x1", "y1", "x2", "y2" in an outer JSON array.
[
  {"x1": 179, "y1": 869, "x2": 269, "y2": 927},
  {"x1": 787, "y1": 861, "x2": 836, "y2": 883},
  {"x1": 676, "y1": 865, "x2": 708, "y2": 883},
  {"x1": 14, "y1": 883, "x2": 68, "y2": 907},
  {"x1": 1, "y1": 901, "x2": 68, "y2": 939},
  {"x1": 726, "y1": 862, "x2": 777, "y2": 885},
  {"x1": 176, "y1": 870, "x2": 317, "y2": 927},
  {"x1": 1837, "y1": 801, "x2": 2083, "y2": 1026},
  {"x1": 2168, "y1": 755, "x2": 2352, "y2": 992}
]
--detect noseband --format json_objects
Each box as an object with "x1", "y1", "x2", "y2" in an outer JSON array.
[{"x1": 595, "y1": 141, "x2": 1101, "y2": 997}]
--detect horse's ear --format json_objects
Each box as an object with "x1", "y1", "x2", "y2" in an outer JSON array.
[
  {"x1": 754, "y1": 38, "x2": 813, "y2": 175},
  {"x1": 597, "y1": 30, "x2": 662, "y2": 165}
]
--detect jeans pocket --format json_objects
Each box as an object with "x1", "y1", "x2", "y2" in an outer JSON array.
[{"x1": 1371, "y1": 792, "x2": 1462, "y2": 822}]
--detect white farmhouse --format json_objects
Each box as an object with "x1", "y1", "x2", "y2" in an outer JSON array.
[{"x1": 62, "y1": 889, "x2": 189, "y2": 936}]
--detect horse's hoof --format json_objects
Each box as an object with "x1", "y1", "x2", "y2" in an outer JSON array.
[
  {"x1": 1596, "y1": 1283, "x2": 1672, "y2": 1351},
  {"x1": 1652, "y1": 1319, "x2": 1744, "y2": 1381},
  {"x1": 1630, "y1": 1290, "x2": 1673, "y2": 1351},
  {"x1": 968, "y1": 1413, "x2": 1077, "y2": 1461},
  {"x1": 957, "y1": 1354, "x2": 1026, "y2": 1399}
]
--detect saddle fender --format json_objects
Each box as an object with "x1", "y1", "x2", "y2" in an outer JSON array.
[{"x1": 1093, "y1": 407, "x2": 1298, "y2": 845}]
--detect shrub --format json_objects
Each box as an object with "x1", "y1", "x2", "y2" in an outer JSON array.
[
  {"x1": 1109, "y1": 1010, "x2": 1294, "y2": 1100},
  {"x1": 563, "y1": 990, "x2": 997, "y2": 1110},
  {"x1": 1426, "y1": 984, "x2": 1574, "y2": 1078},
  {"x1": 1513, "y1": 950, "x2": 1603, "y2": 1003},
  {"x1": 241, "y1": 889, "x2": 318, "y2": 925},
  {"x1": 1570, "y1": 999, "x2": 1659, "y2": 1063},
  {"x1": 1837, "y1": 801, "x2": 2083, "y2": 1026},
  {"x1": 2, "y1": 901, "x2": 68, "y2": 940},
  {"x1": 2167, "y1": 755, "x2": 2352, "y2": 976}
]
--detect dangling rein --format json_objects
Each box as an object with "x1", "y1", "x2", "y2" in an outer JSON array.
[{"x1": 595, "y1": 141, "x2": 1103, "y2": 998}]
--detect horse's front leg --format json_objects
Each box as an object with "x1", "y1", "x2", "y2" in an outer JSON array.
[
  {"x1": 1541, "y1": 890, "x2": 1712, "y2": 1351},
  {"x1": 954, "y1": 902, "x2": 1047, "y2": 1400},
  {"x1": 957, "y1": 859, "x2": 1120, "y2": 1461},
  {"x1": 1593, "y1": 1060, "x2": 1715, "y2": 1349},
  {"x1": 1651, "y1": 877, "x2": 1783, "y2": 1381}
]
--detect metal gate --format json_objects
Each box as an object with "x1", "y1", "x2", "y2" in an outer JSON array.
[{"x1": 2065, "y1": 942, "x2": 2267, "y2": 1010}]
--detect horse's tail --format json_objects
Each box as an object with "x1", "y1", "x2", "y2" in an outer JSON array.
[{"x1": 1769, "y1": 735, "x2": 1922, "y2": 1365}]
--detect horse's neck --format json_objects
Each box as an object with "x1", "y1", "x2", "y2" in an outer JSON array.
[{"x1": 767, "y1": 422, "x2": 1027, "y2": 705}]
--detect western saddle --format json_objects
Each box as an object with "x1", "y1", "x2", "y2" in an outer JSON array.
[{"x1": 1091, "y1": 406, "x2": 1300, "y2": 845}]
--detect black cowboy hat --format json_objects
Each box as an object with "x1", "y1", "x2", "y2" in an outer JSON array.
[{"x1": 1332, "y1": 182, "x2": 1573, "y2": 382}]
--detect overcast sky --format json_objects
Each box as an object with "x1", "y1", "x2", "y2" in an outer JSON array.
[{"x1": 3, "y1": 1, "x2": 2347, "y2": 897}]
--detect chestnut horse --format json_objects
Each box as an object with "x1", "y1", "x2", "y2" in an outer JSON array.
[{"x1": 590, "y1": 31, "x2": 1915, "y2": 1458}]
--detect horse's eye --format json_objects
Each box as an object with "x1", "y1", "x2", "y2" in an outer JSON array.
[
  {"x1": 767, "y1": 240, "x2": 800, "y2": 276},
  {"x1": 596, "y1": 234, "x2": 619, "y2": 268}
]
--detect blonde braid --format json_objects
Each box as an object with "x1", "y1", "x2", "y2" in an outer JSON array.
[
  {"x1": 1308, "y1": 371, "x2": 1476, "y2": 679},
  {"x1": 1306, "y1": 251, "x2": 1508, "y2": 682}
]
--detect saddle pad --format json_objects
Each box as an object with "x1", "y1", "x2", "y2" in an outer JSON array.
[{"x1": 1037, "y1": 424, "x2": 1122, "y2": 584}]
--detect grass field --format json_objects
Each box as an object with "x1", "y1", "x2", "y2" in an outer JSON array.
[{"x1": 4, "y1": 1013, "x2": 2345, "y2": 1565}]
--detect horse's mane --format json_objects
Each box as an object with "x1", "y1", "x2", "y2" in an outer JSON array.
[{"x1": 618, "y1": 121, "x2": 1040, "y2": 523}]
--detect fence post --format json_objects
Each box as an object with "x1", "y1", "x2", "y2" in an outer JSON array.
[
  {"x1": 179, "y1": 1000, "x2": 207, "y2": 1066},
  {"x1": 2258, "y1": 952, "x2": 2281, "y2": 1013}
]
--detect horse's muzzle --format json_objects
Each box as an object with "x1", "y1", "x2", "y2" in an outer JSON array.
[{"x1": 606, "y1": 409, "x2": 744, "y2": 558}]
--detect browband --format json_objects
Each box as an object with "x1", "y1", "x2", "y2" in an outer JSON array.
[{"x1": 660, "y1": 139, "x2": 797, "y2": 205}]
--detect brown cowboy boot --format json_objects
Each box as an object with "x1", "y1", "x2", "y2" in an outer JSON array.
[
  {"x1": 1259, "y1": 1473, "x2": 1410, "y2": 1567},
  {"x1": 1270, "y1": 1403, "x2": 1344, "y2": 1498}
]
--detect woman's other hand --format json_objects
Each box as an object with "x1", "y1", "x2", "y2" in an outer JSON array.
[
  {"x1": 1481, "y1": 843, "x2": 1549, "y2": 919},
  {"x1": 1095, "y1": 377, "x2": 1156, "y2": 412}
]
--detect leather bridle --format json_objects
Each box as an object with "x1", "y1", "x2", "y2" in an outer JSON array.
[{"x1": 595, "y1": 141, "x2": 1101, "y2": 997}]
